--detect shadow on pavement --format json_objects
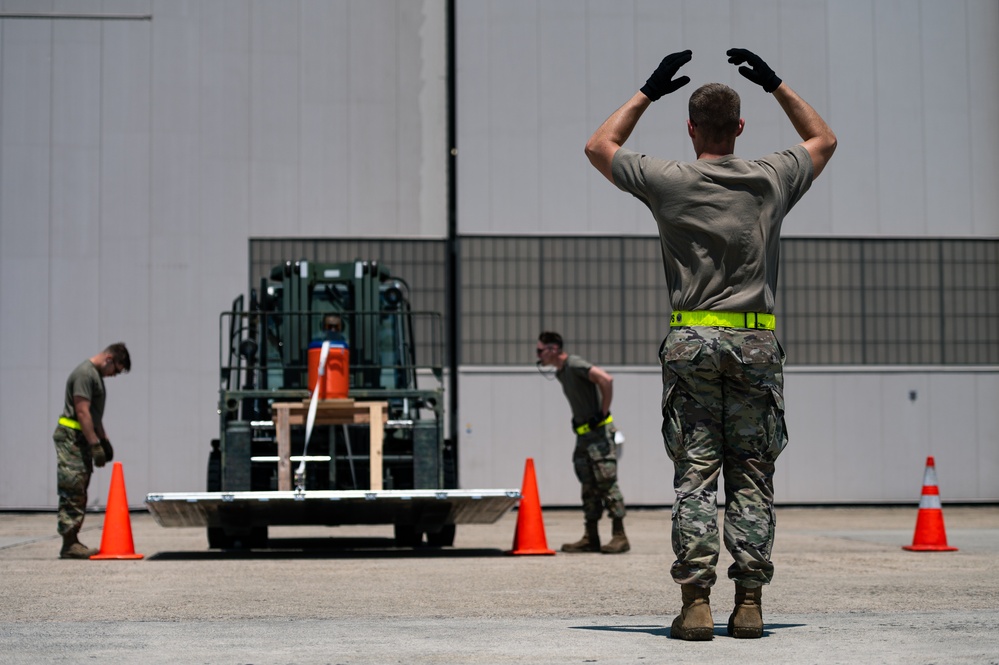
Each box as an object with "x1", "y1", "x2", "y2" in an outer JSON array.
[
  {"x1": 571, "y1": 622, "x2": 806, "y2": 638},
  {"x1": 147, "y1": 537, "x2": 510, "y2": 560}
]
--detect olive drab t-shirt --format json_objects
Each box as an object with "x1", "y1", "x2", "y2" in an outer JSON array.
[
  {"x1": 611, "y1": 145, "x2": 813, "y2": 314},
  {"x1": 555, "y1": 355, "x2": 602, "y2": 426},
  {"x1": 62, "y1": 360, "x2": 106, "y2": 431}
]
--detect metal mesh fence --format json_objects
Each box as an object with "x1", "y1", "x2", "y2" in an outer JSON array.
[
  {"x1": 249, "y1": 239, "x2": 448, "y2": 370},
  {"x1": 780, "y1": 239, "x2": 999, "y2": 364},
  {"x1": 250, "y1": 237, "x2": 999, "y2": 366}
]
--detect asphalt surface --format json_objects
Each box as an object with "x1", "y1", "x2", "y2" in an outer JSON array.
[{"x1": 1, "y1": 505, "x2": 998, "y2": 664}]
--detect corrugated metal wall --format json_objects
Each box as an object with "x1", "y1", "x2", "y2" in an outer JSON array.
[
  {"x1": 0, "y1": 0, "x2": 448, "y2": 508},
  {"x1": 460, "y1": 368, "x2": 999, "y2": 505},
  {"x1": 457, "y1": 0, "x2": 999, "y2": 237},
  {"x1": 1, "y1": 1, "x2": 996, "y2": 510}
]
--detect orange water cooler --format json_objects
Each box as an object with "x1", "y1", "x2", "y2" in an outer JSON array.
[{"x1": 307, "y1": 340, "x2": 350, "y2": 399}]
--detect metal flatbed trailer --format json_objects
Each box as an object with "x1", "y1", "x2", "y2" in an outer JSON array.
[{"x1": 146, "y1": 489, "x2": 520, "y2": 538}]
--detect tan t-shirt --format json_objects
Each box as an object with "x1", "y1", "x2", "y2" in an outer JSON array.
[
  {"x1": 612, "y1": 145, "x2": 813, "y2": 313},
  {"x1": 62, "y1": 360, "x2": 106, "y2": 430},
  {"x1": 556, "y1": 355, "x2": 601, "y2": 426}
]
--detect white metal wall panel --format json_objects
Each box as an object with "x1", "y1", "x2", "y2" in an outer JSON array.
[
  {"x1": 454, "y1": 0, "x2": 491, "y2": 235},
  {"x1": 776, "y1": 1, "x2": 834, "y2": 235},
  {"x1": 0, "y1": 0, "x2": 447, "y2": 509},
  {"x1": 457, "y1": 0, "x2": 999, "y2": 238},
  {"x1": 0, "y1": 1, "x2": 996, "y2": 510},
  {"x1": 968, "y1": 0, "x2": 999, "y2": 235},
  {"x1": 921, "y1": 1, "x2": 973, "y2": 236},
  {"x1": 0, "y1": 13, "x2": 49, "y2": 508},
  {"x1": 457, "y1": 368, "x2": 675, "y2": 507},
  {"x1": 583, "y1": 1, "x2": 644, "y2": 236},
  {"x1": 778, "y1": 375, "x2": 838, "y2": 502},
  {"x1": 249, "y1": 1, "x2": 300, "y2": 238},
  {"x1": 976, "y1": 374, "x2": 999, "y2": 499},
  {"x1": 539, "y1": 1, "x2": 588, "y2": 235},
  {"x1": 99, "y1": 11, "x2": 155, "y2": 505},
  {"x1": 147, "y1": 1, "x2": 209, "y2": 501},
  {"x1": 827, "y1": 0, "x2": 878, "y2": 237},
  {"x1": 459, "y1": 369, "x2": 999, "y2": 506},
  {"x1": 875, "y1": 2, "x2": 926, "y2": 235}
]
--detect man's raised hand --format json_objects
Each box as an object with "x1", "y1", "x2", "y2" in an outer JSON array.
[
  {"x1": 727, "y1": 48, "x2": 782, "y2": 93},
  {"x1": 641, "y1": 50, "x2": 693, "y2": 101}
]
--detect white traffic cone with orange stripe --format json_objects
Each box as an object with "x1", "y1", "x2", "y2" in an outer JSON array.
[{"x1": 902, "y1": 456, "x2": 958, "y2": 552}]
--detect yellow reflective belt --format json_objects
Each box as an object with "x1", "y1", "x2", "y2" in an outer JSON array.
[
  {"x1": 670, "y1": 310, "x2": 775, "y2": 330},
  {"x1": 58, "y1": 417, "x2": 82, "y2": 430},
  {"x1": 575, "y1": 414, "x2": 613, "y2": 436}
]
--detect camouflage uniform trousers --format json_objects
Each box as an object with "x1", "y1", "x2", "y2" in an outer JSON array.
[
  {"x1": 572, "y1": 427, "x2": 626, "y2": 522},
  {"x1": 660, "y1": 326, "x2": 787, "y2": 588},
  {"x1": 53, "y1": 426, "x2": 94, "y2": 536}
]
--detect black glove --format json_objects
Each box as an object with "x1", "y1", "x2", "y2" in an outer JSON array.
[
  {"x1": 100, "y1": 438, "x2": 114, "y2": 463},
  {"x1": 641, "y1": 50, "x2": 692, "y2": 101},
  {"x1": 726, "y1": 48, "x2": 781, "y2": 93},
  {"x1": 90, "y1": 442, "x2": 107, "y2": 468}
]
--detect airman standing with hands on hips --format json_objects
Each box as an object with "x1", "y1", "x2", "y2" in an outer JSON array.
[
  {"x1": 586, "y1": 48, "x2": 836, "y2": 639},
  {"x1": 536, "y1": 331, "x2": 629, "y2": 554},
  {"x1": 52, "y1": 343, "x2": 131, "y2": 559}
]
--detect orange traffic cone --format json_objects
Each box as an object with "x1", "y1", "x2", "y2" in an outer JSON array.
[
  {"x1": 91, "y1": 462, "x2": 144, "y2": 560},
  {"x1": 903, "y1": 456, "x2": 958, "y2": 552},
  {"x1": 508, "y1": 458, "x2": 555, "y2": 556}
]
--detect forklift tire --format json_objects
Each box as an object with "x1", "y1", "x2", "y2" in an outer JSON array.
[
  {"x1": 207, "y1": 527, "x2": 234, "y2": 550},
  {"x1": 393, "y1": 524, "x2": 423, "y2": 548},
  {"x1": 208, "y1": 526, "x2": 267, "y2": 550},
  {"x1": 426, "y1": 525, "x2": 456, "y2": 548}
]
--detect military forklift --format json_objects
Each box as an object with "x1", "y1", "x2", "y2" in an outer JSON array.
[{"x1": 146, "y1": 259, "x2": 518, "y2": 548}]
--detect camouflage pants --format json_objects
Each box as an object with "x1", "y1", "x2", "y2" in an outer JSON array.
[
  {"x1": 53, "y1": 426, "x2": 93, "y2": 536},
  {"x1": 660, "y1": 326, "x2": 787, "y2": 588},
  {"x1": 572, "y1": 428, "x2": 626, "y2": 522}
]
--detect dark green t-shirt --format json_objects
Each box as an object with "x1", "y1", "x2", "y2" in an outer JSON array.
[
  {"x1": 612, "y1": 145, "x2": 813, "y2": 313},
  {"x1": 556, "y1": 354, "x2": 601, "y2": 425},
  {"x1": 62, "y1": 360, "x2": 105, "y2": 430}
]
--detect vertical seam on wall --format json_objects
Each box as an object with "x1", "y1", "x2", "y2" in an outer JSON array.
[
  {"x1": 859, "y1": 242, "x2": 866, "y2": 364},
  {"x1": 963, "y1": 0, "x2": 974, "y2": 233},
  {"x1": 148, "y1": 4, "x2": 155, "y2": 466},
  {"x1": 872, "y1": 1, "x2": 881, "y2": 233},
  {"x1": 918, "y1": 2, "x2": 928, "y2": 235},
  {"x1": 619, "y1": 237, "x2": 626, "y2": 364},
  {"x1": 395, "y1": 3, "x2": 401, "y2": 236},
  {"x1": 248, "y1": 3, "x2": 255, "y2": 239},
  {"x1": 299, "y1": 1, "x2": 304, "y2": 235},
  {"x1": 937, "y1": 242, "x2": 945, "y2": 364},
  {"x1": 98, "y1": 18, "x2": 105, "y2": 340},
  {"x1": 535, "y1": 1, "x2": 540, "y2": 237},
  {"x1": 49, "y1": 18, "x2": 56, "y2": 447},
  {"x1": 539, "y1": 239, "x2": 545, "y2": 331}
]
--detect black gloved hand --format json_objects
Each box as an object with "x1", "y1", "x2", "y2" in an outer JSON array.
[
  {"x1": 100, "y1": 438, "x2": 114, "y2": 463},
  {"x1": 726, "y1": 48, "x2": 782, "y2": 93},
  {"x1": 90, "y1": 442, "x2": 107, "y2": 468},
  {"x1": 641, "y1": 50, "x2": 693, "y2": 101}
]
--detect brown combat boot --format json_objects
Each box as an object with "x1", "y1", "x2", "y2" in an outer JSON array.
[
  {"x1": 670, "y1": 584, "x2": 714, "y2": 641},
  {"x1": 561, "y1": 520, "x2": 600, "y2": 552},
  {"x1": 600, "y1": 517, "x2": 630, "y2": 554},
  {"x1": 727, "y1": 583, "x2": 764, "y2": 638},
  {"x1": 59, "y1": 532, "x2": 99, "y2": 560}
]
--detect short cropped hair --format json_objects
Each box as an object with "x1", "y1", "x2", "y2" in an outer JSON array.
[
  {"x1": 688, "y1": 83, "x2": 741, "y2": 144},
  {"x1": 104, "y1": 342, "x2": 131, "y2": 373},
  {"x1": 538, "y1": 331, "x2": 563, "y2": 349}
]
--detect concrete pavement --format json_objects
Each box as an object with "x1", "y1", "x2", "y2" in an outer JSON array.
[{"x1": 1, "y1": 506, "x2": 997, "y2": 664}]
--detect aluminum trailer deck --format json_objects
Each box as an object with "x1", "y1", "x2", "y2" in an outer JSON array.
[{"x1": 146, "y1": 489, "x2": 521, "y2": 529}]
